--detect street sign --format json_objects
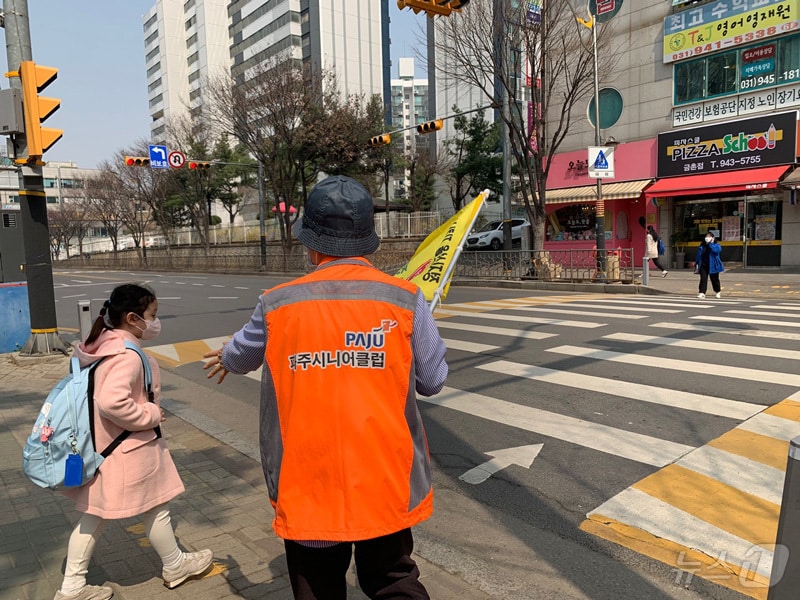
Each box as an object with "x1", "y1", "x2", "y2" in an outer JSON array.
[
  {"x1": 148, "y1": 144, "x2": 169, "y2": 169},
  {"x1": 589, "y1": 0, "x2": 622, "y2": 23},
  {"x1": 588, "y1": 146, "x2": 615, "y2": 178},
  {"x1": 168, "y1": 150, "x2": 186, "y2": 169}
]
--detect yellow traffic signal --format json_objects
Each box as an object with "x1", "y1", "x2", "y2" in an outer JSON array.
[
  {"x1": 397, "y1": 0, "x2": 469, "y2": 17},
  {"x1": 17, "y1": 61, "x2": 62, "y2": 159},
  {"x1": 125, "y1": 156, "x2": 150, "y2": 167},
  {"x1": 369, "y1": 134, "x2": 391, "y2": 147},
  {"x1": 417, "y1": 119, "x2": 444, "y2": 134},
  {"x1": 188, "y1": 161, "x2": 211, "y2": 170}
]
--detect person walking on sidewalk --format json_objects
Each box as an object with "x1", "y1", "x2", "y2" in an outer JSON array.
[
  {"x1": 54, "y1": 284, "x2": 213, "y2": 600},
  {"x1": 695, "y1": 231, "x2": 724, "y2": 299},
  {"x1": 645, "y1": 225, "x2": 668, "y2": 277},
  {"x1": 203, "y1": 175, "x2": 448, "y2": 600}
]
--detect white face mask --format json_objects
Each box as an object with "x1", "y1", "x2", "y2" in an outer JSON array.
[
  {"x1": 705, "y1": 236, "x2": 714, "y2": 243},
  {"x1": 134, "y1": 315, "x2": 162, "y2": 340}
]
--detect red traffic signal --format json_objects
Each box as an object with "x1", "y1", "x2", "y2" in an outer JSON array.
[
  {"x1": 417, "y1": 119, "x2": 444, "y2": 134},
  {"x1": 188, "y1": 161, "x2": 211, "y2": 170},
  {"x1": 125, "y1": 156, "x2": 150, "y2": 167}
]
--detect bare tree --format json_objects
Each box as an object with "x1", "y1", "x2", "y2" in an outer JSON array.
[
  {"x1": 84, "y1": 168, "x2": 126, "y2": 254},
  {"x1": 207, "y1": 56, "x2": 388, "y2": 250},
  {"x1": 431, "y1": 1, "x2": 611, "y2": 249}
]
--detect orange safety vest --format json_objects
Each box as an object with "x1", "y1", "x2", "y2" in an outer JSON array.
[{"x1": 260, "y1": 257, "x2": 433, "y2": 541}]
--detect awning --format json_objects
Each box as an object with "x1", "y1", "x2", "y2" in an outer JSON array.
[
  {"x1": 545, "y1": 179, "x2": 653, "y2": 204},
  {"x1": 644, "y1": 166, "x2": 791, "y2": 198},
  {"x1": 780, "y1": 167, "x2": 800, "y2": 189}
]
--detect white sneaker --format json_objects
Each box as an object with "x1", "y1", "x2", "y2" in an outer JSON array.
[
  {"x1": 698, "y1": 293, "x2": 706, "y2": 299},
  {"x1": 162, "y1": 549, "x2": 214, "y2": 589},
  {"x1": 662, "y1": 271, "x2": 668, "y2": 277},
  {"x1": 54, "y1": 585, "x2": 113, "y2": 600},
  {"x1": 715, "y1": 292, "x2": 721, "y2": 299}
]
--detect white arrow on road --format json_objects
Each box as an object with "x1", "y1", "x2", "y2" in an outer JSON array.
[{"x1": 458, "y1": 444, "x2": 543, "y2": 485}]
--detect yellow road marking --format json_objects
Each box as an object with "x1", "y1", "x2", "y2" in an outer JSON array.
[
  {"x1": 632, "y1": 464, "x2": 779, "y2": 548},
  {"x1": 763, "y1": 399, "x2": 800, "y2": 422},
  {"x1": 707, "y1": 428, "x2": 789, "y2": 471},
  {"x1": 580, "y1": 517, "x2": 770, "y2": 599}
]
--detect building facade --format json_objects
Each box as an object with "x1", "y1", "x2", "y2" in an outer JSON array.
[
  {"x1": 542, "y1": 0, "x2": 800, "y2": 268},
  {"x1": 390, "y1": 57, "x2": 429, "y2": 198},
  {"x1": 143, "y1": 0, "x2": 230, "y2": 142}
]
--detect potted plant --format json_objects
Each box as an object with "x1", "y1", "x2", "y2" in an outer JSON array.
[{"x1": 671, "y1": 231, "x2": 688, "y2": 269}]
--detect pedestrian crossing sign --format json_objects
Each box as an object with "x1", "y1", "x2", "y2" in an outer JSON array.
[{"x1": 588, "y1": 146, "x2": 615, "y2": 178}]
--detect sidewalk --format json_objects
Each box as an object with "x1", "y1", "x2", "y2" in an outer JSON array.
[
  {"x1": 0, "y1": 353, "x2": 492, "y2": 600},
  {"x1": 492, "y1": 265, "x2": 800, "y2": 299}
]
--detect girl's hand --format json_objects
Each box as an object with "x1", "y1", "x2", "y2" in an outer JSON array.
[{"x1": 202, "y1": 349, "x2": 229, "y2": 384}]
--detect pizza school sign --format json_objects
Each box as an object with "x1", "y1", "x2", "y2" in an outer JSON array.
[{"x1": 657, "y1": 111, "x2": 797, "y2": 177}]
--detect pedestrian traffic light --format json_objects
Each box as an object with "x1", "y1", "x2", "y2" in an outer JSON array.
[
  {"x1": 369, "y1": 134, "x2": 391, "y2": 147},
  {"x1": 125, "y1": 156, "x2": 150, "y2": 167},
  {"x1": 417, "y1": 119, "x2": 444, "y2": 134},
  {"x1": 17, "y1": 61, "x2": 62, "y2": 159},
  {"x1": 188, "y1": 161, "x2": 211, "y2": 170},
  {"x1": 396, "y1": 0, "x2": 469, "y2": 17}
]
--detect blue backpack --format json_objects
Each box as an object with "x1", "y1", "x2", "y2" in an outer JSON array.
[
  {"x1": 22, "y1": 342, "x2": 158, "y2": 490},
  {"x1": 657, "y1": 237, "x2": 665, "y2": 256}
]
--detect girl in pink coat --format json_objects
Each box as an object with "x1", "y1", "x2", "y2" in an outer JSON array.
[{"x1": 54, "y1": 284, "x2": 212, "y2": 600}]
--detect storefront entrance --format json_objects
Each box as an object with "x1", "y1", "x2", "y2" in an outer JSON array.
[{"x1": 672, "y1": 193, "x2": 782, "y2": 267}]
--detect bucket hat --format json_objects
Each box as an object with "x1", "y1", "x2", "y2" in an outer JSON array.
[{"x1": 293, "y1": 176, "x2": 380, "y2": 257}]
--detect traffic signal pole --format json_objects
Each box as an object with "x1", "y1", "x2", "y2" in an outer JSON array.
[{"x1": 3, "y1": 0, "x2": 67, "y2": 355}]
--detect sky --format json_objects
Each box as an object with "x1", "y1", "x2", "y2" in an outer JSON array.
[{"x1": 0, "y1": 1, "x2": 429, "y2": 169}]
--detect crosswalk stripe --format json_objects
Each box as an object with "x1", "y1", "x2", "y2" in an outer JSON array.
[
  {"x1": 651, "y1": 321, "x2": 800, "y2": 341},
  {"x1": 707, "y1": 428, "x2": 792, "y2": 471},
  {"x1": 633, "y1": 464, "x2": 779, "y2": 544},
  {"x1": 477, "y1": 359, "x2": 761, "y2": 419},
  {"x1": 146, "y1": 336, "x2": 230, "y2": 367},
  {"x1": 692, "y1": 315, "x2": 800, "y2": 328},
  {"x1": 473, "y1": 304, "x2": 648, "y2": 319},
  {"x1": 670, "y1": 445, "x2": 784, "y2": 506},
  {"x1": 726, "y1": 309, "x2": 800, "y2": 317},
  {"x1": 547, "y1": 345, "x2": 800, "y2": 387},
  {"x1": 545, "y1": 303, "x2": 682, "y2": 314},
  {"x1": 433, "y1": 307, "x2": 605, "y2": 328},
  {"x1": 435, "y1": 321, "x2": 557, "y2": 340},
  {"x1": 564, "y1": 298, "x2": 717, "y2": 308},
  {"x1": 443, "y1": 339, "x2": 499, "y2": 353},
  {"x1": 582, "y1": 487, "x2": 773, "y2": 583},
  {"x1": 420, "y1": 386, "x2": 695, "y2": 467},
  {"x1": 738, "y1": 410, "x2": 800, "y2": 440},
  {"x1": 603, "y1": 332, "x2": 800, "y2": 361},
  {"x1": 752, "y1": 304, "x2": 800, "y2": 311}
]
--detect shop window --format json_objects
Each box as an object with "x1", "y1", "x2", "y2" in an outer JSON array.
[
  {"x1": 547, "y1": 204, "x2": 596, "y2": 241},
  {"x1": 707, "y1": 52, "x2": 737, "y2": 98},
  {"x1": 674, "y1": 59, "x2": 706, "y2": 104},
  {"x1": 616, "y1": 211, "x2": 628, "y2": 240}
]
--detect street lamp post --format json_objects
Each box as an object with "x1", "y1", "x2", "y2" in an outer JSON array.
[{"x1": 590, "y1": 15, "x2": 607, "y2": 278}]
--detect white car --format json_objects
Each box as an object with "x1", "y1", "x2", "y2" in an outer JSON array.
[{"x1": 465, "y1": 218, "x2": 530, "y2": 250}]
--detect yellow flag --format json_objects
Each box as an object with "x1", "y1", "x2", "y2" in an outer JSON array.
[{"x1": 395, "y1": 192, "x2": 486, "y2": 302}]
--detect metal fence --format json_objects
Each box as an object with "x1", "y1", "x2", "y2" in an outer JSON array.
[{"x1": 58, "y1": 244, "x2": 636, "y2": 285}]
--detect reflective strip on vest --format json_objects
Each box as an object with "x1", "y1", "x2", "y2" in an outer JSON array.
[{"x1": 259, "y1": 259, "x2": 433, "y2": 540}]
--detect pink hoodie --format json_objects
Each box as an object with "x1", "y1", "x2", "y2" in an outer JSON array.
[{"x1": 62, "y1": 328, "x2": 185, "y2": 518}]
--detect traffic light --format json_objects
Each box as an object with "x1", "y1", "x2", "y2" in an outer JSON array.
[
  {"x1": 417, "y1": 119, "x2": 444, "y2": 134},
  {"x1": 17, "y1": 61, "x2": 63, "y2": 159},
  {"x1": 369, "y1": 134, "x2": 391, "y2": 147},
  {"x1": 397, "y1": 0, "x2": 469, "y2": 17},
  {"x1": 125, "y1": 156, "x2": 150, "y2": 167},
  {"x1": 188, "y1": 161, "x2": 211, "y2": 170}
]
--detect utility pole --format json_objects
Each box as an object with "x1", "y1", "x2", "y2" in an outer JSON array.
[{"x1": 3, "y1": 0, "x2": 67, "y2": 355}]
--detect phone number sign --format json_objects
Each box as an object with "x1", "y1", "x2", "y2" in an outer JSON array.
[
  {"x1": 663, "y1": 0, "x2": 800, "y2": 63},
  {"x1": 657, "y1": 111, "x2": 797, "y2": 177}
]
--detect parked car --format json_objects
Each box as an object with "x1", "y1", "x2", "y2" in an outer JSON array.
[{"x1": 465, "y1": 218, "x2": 530, "y2": 250}]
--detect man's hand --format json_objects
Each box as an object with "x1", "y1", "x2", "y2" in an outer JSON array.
[{"x1": 203, "y1": 349, "x2": 229, "y2": 384}]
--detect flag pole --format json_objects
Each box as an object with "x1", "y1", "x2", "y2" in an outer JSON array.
[{"x1": 428, "y1": 190, "x2": 489, "y2": 313}]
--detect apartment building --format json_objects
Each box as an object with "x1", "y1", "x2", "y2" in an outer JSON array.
[
  {"x1": 389, "y1": 57, "x2": 429, "y2": 198},
  {"x1": 143, "y1": 0, "x2": 230, "y2": 142}
]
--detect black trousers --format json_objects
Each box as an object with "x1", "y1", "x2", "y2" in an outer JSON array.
[
  {"x1": 284, "y1": 528, "x2": 429, "y2": 600},
  {"x1": 698, "y1": 266, "x2": 721, "y2": 294},
  {"x1": 649, "y1": 257, "x2": 667, "y2": 271}
]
